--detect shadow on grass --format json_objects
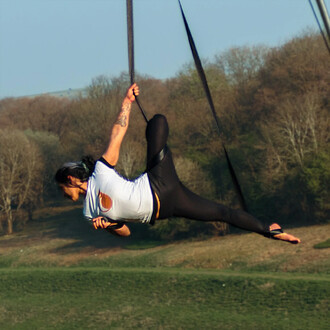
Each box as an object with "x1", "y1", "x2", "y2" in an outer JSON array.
[
  {"x1": 36, "y1": 206, "x2": 142, "y2": 253},
  {"x1": 0, "y1": 203, "x2": 166, "y2": 256}
]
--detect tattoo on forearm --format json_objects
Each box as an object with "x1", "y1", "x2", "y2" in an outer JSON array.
[{"x1": 115, "y1": 101, "x2": 131, "y2": 127}]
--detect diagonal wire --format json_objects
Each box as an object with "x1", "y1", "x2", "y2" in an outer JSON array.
[{"x1": 309, "y1": 0, "x2": 330, "y2": 54}]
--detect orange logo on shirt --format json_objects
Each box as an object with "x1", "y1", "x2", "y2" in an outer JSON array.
[{"x1": 98, "y1": 191, "x2": 112, "y2": 212}]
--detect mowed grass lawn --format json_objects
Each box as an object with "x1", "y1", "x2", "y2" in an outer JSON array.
[
  {"x1": 0, "y1": 267, "x2": 328, "y2": 329},
  {"x1": 0, "y1": 208, "x2": 329, "y2": 329}
]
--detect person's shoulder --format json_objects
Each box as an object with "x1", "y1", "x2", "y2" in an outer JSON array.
[
  {"x1": 97, "y1": 157, "x2": 116, "y2": 170},
  {"x1": 93, "y1": 160, "x2": 120, "y2": 185},
  {"x1": 95, "y1": 158, "x2": 116, "y2": 173}
]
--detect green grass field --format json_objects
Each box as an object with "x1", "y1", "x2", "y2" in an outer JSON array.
[
  {"x1": 0, "y1": 206, "x2": 329, "y2": 329},
  {"x1": 0, "y1": 268, "x2": 328, "y2": 329}
]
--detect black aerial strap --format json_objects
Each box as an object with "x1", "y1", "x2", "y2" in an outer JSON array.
[
  {"x1": 126, "y1": 0, "x2": 149, "y2": 122},
  {"x1": 178, "y1": 0, "x2": 248, "y2": 212}
]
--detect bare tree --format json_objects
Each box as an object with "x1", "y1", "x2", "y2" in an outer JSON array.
[
  {"x1": 0, "y1": 130, "x2": 43, "y2": 234},
  {"x1": 0, "y1": 96, "x2": 72, "y2": 137},
  {"x1": 116, "y1": 140, "x2": 145, "y2": 179},
  {"x1": 215, "y1": 45, "x2": 269, "y2": 87},
  {"x1": 262, "y1": 92, "x2": 329, "y2": 168}
]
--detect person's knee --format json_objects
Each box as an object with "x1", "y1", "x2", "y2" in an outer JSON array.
[
  {"x1": 151, "y1": 114, "x2": 167, "y2": 126},
  {"x1": 146, "y1": 114, "x2": 169, "y2": 138}
]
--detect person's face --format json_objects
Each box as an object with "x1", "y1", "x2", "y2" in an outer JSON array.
[{"x1": 60, "y1": 184, "x2": 80, "y2": 201}]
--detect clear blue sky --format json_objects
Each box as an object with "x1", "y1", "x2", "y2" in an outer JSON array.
[{"x1": 0, "y1": 0, "x2": 323, "y2": 99}]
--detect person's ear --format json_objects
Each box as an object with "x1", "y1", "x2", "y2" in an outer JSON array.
[
  {"x1": 67, "y1": 175, "x2": 75, "y2": 185},
  {"x1": 68, "y1": 176, "x2": 81, "y2": 187}
]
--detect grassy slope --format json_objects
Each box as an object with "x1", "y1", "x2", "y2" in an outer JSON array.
[
  {"x1": 0, "y1": 206, "x2": 329, "y2": 273},
  {"x1": 0, "y1": 207, "x2": 329, "y2": 329}
]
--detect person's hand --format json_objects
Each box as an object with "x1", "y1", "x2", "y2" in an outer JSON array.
[
  {"x1": 92, "y1": 217, "x2": 111, "y2": 229},
  {"x1": 126, "y1": 83, "x2": 139, "y2": 103},
  {"x1": 92, "y1": 217, "x2": 131, "y2": 237}
]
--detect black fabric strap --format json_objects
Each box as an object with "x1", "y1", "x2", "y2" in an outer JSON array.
[
  {"x1": 126, "y1": 0, "x2": 135, "y2": 85},
  {"x1": 126, "y1": 0, "x2": 149, "y2": 123},
  {"x1": 103, "y1": 220, "x2": 126, "y2": 230},
  {"x1": 147, "y1": 145, "x2": 168, "y2": 171},
  {"x1": 178, "y1": 0, "x2": 248, "y2": 212}
]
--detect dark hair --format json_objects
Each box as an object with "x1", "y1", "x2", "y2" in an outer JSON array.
[{"x1": 55, "y1": 156, "x2": 96, "y2": 185}]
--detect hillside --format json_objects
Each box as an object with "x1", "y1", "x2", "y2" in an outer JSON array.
[{"x1": 0, "y1": 205, "x2": 329, "y2": 273}]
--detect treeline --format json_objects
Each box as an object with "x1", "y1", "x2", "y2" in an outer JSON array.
[{"x1": 0, "y1": 32, "x2": 329, "y2": 238}]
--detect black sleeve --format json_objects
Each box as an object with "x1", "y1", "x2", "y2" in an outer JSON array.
[{"x1": 98, "y1": 157, "x2": 115, "y2": 169}]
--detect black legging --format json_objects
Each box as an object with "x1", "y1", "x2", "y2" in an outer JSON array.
[{"x1": 146, "y1": 114, "x2": 268, "y2": 236}]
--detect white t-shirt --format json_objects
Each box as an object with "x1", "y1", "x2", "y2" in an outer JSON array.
[{"x1": 83, "y1": 161, "x2": 154, "y2": 224}]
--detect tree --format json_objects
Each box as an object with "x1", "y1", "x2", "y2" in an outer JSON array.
[
  {"x1": 256, "y1": 32, "x2": 329, "y2": 115},
  {"x1": 215, "y1": 45, "x2": 268, "y2": 88},
  {"x1": 214, "y1": 45, "x2": 269, "y2": 134},
  {"x1": 256, "y1": 91, "x2": 329, "y2": 224},
  {"x1": 0, "y1": 95, "x2": 72, "y2": 137},
  {"x1": 0, "y1": 130, "x2": 43, "y2": 234},
  {"x1": 116, "y1": 140, "x2": 145, "y2": 179},
  {"x1": 24, "y1": 130, "x2": 62, "y2": 198},
  {"x1": 262, "y1": 92, "x2": 328, "y2": 169}
]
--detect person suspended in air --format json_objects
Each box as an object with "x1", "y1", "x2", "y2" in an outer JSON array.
[{"x1": 55, "y1": 84, "x2": 300, "y2": 244}]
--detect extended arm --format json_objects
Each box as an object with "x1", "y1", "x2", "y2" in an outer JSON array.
[
  {"x1": 102, "y1": 83, "x2": 139, "y2": 166},
  {"x1": 92, "y1": 217, "x2": 131, "y2": 237}
]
